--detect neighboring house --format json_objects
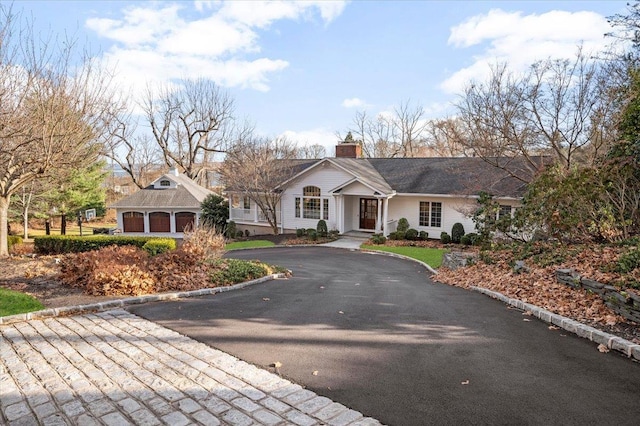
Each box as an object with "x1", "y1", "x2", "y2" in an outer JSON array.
[
  {"x1": 228, "y1": 142, "x2": 542, "y2": 238},
  {"x1": 110, "y1": 169, "x2": 212, "y2": 237}
]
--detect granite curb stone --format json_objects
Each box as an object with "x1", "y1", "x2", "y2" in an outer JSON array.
[{"x1": 471, "y1": 286, "x2": 640, "y2": 362}]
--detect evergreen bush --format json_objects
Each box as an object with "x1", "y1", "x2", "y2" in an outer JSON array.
[
  {"x1": 316, "y1": 219, "x2": 328, "y2": 237},
  {"x1": 419, "y1": 231, "x2": 429, "y2": 240},
  {"x1": 405, "y1": 228, "x2": 419, "y2": 240},
  {"x1": 451, "y1": 223, "x2": 465, "y2": 243},
  {"x1": 440, "y1": 232, "x2": 452, "y2": 244},
  {"x1": 397, "y1": 218, "x2": 410, "y2": 233}
]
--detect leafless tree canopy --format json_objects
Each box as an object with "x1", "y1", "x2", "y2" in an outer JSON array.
[
  {"x1": 297, "y1": 143, "x2": 326, "y2": 159},
  {"x1": 220, "y1": 136, "x2": 298, "y2": 234},
  {"x1": 0, "y1": 5, "x2": 117, "y2": 255},
  {"x1": 341, "y1": 100, "x2": 430, "y2": 158},
  {"x1": 451, "y1": 50, "x2": 618, "y2": 181}
]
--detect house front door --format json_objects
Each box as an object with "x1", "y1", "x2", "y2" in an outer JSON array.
[{"x1": 359, "y1": 198, "x2": 377, "y2": 230}]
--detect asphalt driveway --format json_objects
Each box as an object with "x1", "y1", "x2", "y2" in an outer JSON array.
[{"x1": 129, "y1": 247, "x2": 640, "y2": 425}]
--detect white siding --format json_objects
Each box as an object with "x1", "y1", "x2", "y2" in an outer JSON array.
[
  {"x1": 280, "y1": 164, "x2": 354, "y2": 232},
  {"x1": 387, "y1": 196, "x2": 476, "y2": 238},
  {"x1": 341, "y1": 181, "x2": 376, "y2": 196}
]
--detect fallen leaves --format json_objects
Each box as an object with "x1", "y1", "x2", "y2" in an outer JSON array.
[
  {"x1": 312, "y1": 370, "x2": 319, "y2": 376},
  {"x1": 597, "y1": 344, "x2": 610, "y2": 353},
  {"x1": 461, "y1": 380, "x2": 470, "y2": 385},
  {"x1": 262, "y1": 297, "x2": 270, "y2": 301}
]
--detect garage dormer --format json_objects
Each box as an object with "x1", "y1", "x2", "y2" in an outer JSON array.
[{"x1": 153, "y1": 168, "x2": 180, "y2": 189}]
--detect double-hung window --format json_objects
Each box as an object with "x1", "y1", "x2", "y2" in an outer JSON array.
[
  {"x1": 498, "y1": 205, "x2": 512, "y2": 220},
  {"x1": 419, "y1": 201, "x2": 442, "y2": 227}
]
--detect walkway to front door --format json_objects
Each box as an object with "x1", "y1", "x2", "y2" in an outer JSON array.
[{"x1": 359, "y1": 198, "x2": 377, "y2": 230}]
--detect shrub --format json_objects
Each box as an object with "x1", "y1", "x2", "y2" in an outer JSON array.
[
  {"x1": 395, "y1": 231, "x2": 406, "y2": 240},
  {"x1": 244, "y1": 229, "x2": 251, "y2": 237},
  {"x1": 397, "y1": 218, "x2": 410, "y2": 233},
  {"x1": 462, "y1": 232, "x2": 479, "y2": 246},
  {"x1": 226, "y1": 221, "x2": 237, "y2": 239},
  {"x1": 8, "y1": 235, "x2": 23, "y2": 251},
  {"x1": 182, "y1": 225, "x2": 226, "y2": 262},
  {"x1": 316, "y1": 220, "x2": 328, "y2": 237},
  {"x1": 142, "y1": 238, "x2": 176, "y2": 256},
  {"x1": 405, "y1": 228, "x2": 419, "y2": 240},
  {"x1": 296, "y1": 228, "x2": 306, "y2": 237},
  {"x1": 617, "y1": 246, "x2": 640, "y2": 273},
  {"x1": 451, "y1": 223, "x2": 465, "y2": 244},
  {"x1": 307, "y1": 229, "x2": 318, "y2": 241},
  {"x1": 209, "y1": 259, "x2": 269, "y2": 285},
  {"x1": 419, "y1": 231, "x2": 429, "y2": 240},
  {"x1": 370, "y1": 233, "x2": 387, "y2": 245},
  {"x1": 236, "y1": 230, "x2": 244, "y2": 239},
  {"x1": 440, "y1": 232, "x2": 452, "y2": 244},
  {"x1": 388, "y1": 232, "x2": 398, "y2": 240}
]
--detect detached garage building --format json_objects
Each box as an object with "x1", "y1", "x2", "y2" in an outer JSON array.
[{"x1": 110, "y1": 169, "x2": 212, "y2": 237}]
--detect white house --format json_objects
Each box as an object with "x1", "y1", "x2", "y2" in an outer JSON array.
[
  {"x1": 228, "y1": 142, "x2": 539, "y2": 238},
  {"x1": 110, "y1": 169, "x2": 212, "y2": 237}
]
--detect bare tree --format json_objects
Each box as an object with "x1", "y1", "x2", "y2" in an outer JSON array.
[
  {"x1": 342, "y1": 100, "x2": 429, "y2": 158},
  {"x1": 220, "y1": 136, "x2": 298, "y2": 234},
  {"x1": 142, "y1": 78, "x2": 235, "y2": 185},
  {"x1": 297, "y1": 143, "x2": 326, "y2": 159},
  {"x1": 426, "y1": 117, "x2": 473, "y2": 157},
  {"x1": 104, "y1": 110, "x2": 162, "y2": 189},
  {"x1": 453, "y1": 50, "x2": 615, "y2": 182},
  {"x1": 0, "y1": 6, "x2": 117, "y2": 255}
]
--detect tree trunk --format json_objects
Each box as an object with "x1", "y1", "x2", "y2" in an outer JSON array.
[
  {"x1": 23, "y1": 206, "x2": 29, "y2": 240},
  {"x1": 0, "y1": 197, "x2": 9, "y2": 256},
  {"x1": 61, "y1": 214, "x2": 66, "y2": 235}
]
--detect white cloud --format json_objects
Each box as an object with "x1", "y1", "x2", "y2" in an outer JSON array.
[
  {"x1": 441, "y1": 9, "x2": 611, "y2": 94},
  {"x1": 85, "y1": 1, "x2": 347, "y2": 96},
  {"x1": 341, "y1": 97, "x2": 369, "y2": 108}
]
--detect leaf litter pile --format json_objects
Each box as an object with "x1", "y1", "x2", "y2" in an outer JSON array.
[{"x1": 434, "y1": 243, "x2": 640, "y2": 345}]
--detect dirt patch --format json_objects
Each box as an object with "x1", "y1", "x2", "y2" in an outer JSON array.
[{"x1": 0, "y1": 256, "x2": 127, "y2": 309}]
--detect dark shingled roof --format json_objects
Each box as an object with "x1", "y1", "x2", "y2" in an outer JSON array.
[
  {"x1": 367, "y1": 157, "x2": 537, "y2": 197},
  {"x1": 110, "y1": 173, "x2": 213, "y2": 209}
]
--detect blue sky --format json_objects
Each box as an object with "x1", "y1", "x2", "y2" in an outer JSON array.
[{"x1": 19, "y1": 1, "x2": 628, "y2": 152}]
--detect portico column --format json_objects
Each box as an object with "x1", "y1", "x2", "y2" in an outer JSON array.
[
  {"x1": 335, "y1": 195, "x2": 343, "y2": 234},
  {"x1": 143, "y1": 211, "x2": 150, "y2": 233},
  {"x1": 376, "y1": 198, "x2": 382, "y2": 232},
  {"x1": 383, "y1": 197, "x2": 390, "y2": 236}
]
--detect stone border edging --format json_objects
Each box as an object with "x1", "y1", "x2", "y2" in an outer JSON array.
[
  {"x1": 471, "y1": 286, "x2": 640, "y2": 362},
  {"x1": 0, "y1": 273, "x2": 287, "y2": 326}
]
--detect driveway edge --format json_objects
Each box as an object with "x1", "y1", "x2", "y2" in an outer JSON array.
[
  {"x1": 0, "y1": 273, "x2": 287, "y2": 325},
  {"x1": 471, "y1": 286, "x2": 640, "y2": 362}
]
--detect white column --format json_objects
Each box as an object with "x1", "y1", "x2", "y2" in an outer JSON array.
[
  {"x1": 383, "y1": 197, "x2": 390, "y2": 236},
  {"x1": 336, "y1": 196, "x2": 343, "y2": 233},
  {"x1": 170, "y1": 211, "x2": 176, "y2": 234},
  {"x1": 143, "y1": 211, "x2": 150, "y2": 233},
  {"x1": 375, "y1": 198, "x2": 382, "y2": 232}
]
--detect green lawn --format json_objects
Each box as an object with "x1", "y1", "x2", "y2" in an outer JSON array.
[
  {"x1": 0, "y1": 288, "x2": 44, "y2": 316},
  {"x1": 225, "y1": 240, "x2": 276, "y2": 250},
  {"x1": 361, "y1": 245, "x2": 448, "y2": 268}
]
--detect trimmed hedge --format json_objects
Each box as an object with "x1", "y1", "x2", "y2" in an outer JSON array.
[{"x1": 34, "y1": 235, "x2": 176, "y2": 255}]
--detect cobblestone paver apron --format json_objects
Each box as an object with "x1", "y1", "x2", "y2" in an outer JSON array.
[{"x1": 1, "y1": 309, "x2": 381, "y2": 425}]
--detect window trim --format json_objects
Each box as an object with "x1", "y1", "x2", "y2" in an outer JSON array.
[
  {"x1": 296, "y1": 186, "x2": 329, "y2": 220},
  {"x1": 419, "y1": 201, "x2": 442, "y2": 228}
]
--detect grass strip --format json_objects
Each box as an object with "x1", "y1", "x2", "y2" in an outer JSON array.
[{"x1": 361, "y1": 245, "x2": 448, "y2": 269}]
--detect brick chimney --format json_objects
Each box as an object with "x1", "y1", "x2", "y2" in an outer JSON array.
[{"x1": 335, "y1": 142, "x2": 362, "y2": 158}]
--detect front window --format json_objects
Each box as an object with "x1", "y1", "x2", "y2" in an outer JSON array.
[
  {"x1": 298, "y1": 185, "x2": 328, "y2": 220},
  {"x1": 243, "y1": 196, "x2": 251, "y2": 210},
  {"x1": 498, "y1": 205, "x2": 512, "y2": 220},
  {"x1": 419, "y1": 201, "x2": 442, "y2": 227}
]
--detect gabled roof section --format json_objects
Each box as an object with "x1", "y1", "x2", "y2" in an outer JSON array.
[
  {"x1": 367, "y1": 157, "x2": 539, "y2": 198},
  {"x1": 110, "y1": 172, "x2": 213, "y2": 209},
  {"x1": 277, "y1": 157, "x2": 393, "y2": 195}
]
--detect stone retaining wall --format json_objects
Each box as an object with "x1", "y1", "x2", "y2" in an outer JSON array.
[{"x1": 556, "y1": 269, "x2": 640, "y2": 323}]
